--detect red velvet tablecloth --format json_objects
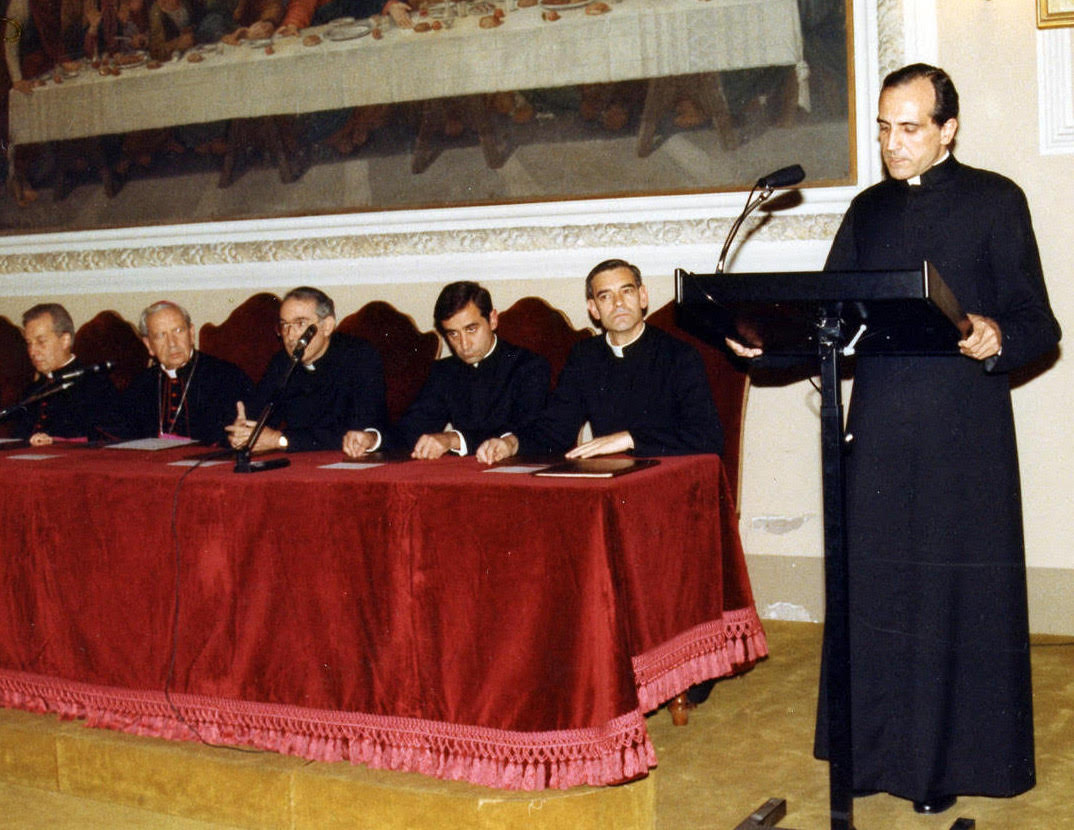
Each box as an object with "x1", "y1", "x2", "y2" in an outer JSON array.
[{"x1": 0, "y1": 445, "x2": 766, "y2": 789}]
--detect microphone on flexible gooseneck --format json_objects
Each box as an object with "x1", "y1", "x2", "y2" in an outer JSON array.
[
  {"x1": 52, "y1": 360, "x2": 115, "y2": 382},
  {"x1": 716, "y1": 165, "x2": 806, "y2": 273},
  {"x1": 234, "y1": 325, "x2": 318, "y2": 473}
]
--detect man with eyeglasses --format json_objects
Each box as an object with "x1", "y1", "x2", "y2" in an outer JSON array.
[
  {"x1": 477, "y1": 259, "x2": 723, "y2": 463},
  {"x1": 115, "y1": 301, "x2": 253, "y2": 446},
  {"x1": 227, "y1": 286, "x2": 388, "y2": 454}
]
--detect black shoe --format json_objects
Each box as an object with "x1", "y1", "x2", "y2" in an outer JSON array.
[{"x1": 912, "y1": 794, "x2": 957, "y2": 814}]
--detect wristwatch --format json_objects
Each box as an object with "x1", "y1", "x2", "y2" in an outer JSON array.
[{"x1": 277, "y1": 433, "x2": 289, "y2": 450}]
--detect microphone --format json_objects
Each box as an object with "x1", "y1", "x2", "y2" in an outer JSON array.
[
  {"x1": 291, "y1": 325, "x2": 317, "y2": 362},
  {"x1": 717, "y1": 164, "x2": 806, "y2": 273},
  {"x1": 289, "y1": 326, "x2": 313, "y2": 358},
  {"x1": 52, "y1": 361, "x2": 114, "y2": 382},
  {"x1": 756, "y1": 164, "x2": 805, "y2": 189}
]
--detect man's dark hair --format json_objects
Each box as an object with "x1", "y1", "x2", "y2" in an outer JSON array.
[
  {"x1": 22, "y1": 303, "x2": 75, "y2": 337},
  {"x1": 585, "y1": 259, "x2": 643, "y2": 300},
  {"x1": 433, "y1": 282, "x2": 493, "y2": 334},
  {"x1": 882, "y1": 63, "x2": 959, "y2": 125},
  {"x1": 283, "y1": 286, "x2": 335, "y2": 320}
]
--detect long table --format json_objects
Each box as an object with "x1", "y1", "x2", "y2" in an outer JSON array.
[
  {"x1": 0, "y1": 444, "x2": 766, "y2": 790},
  {"x1": 8, "y1": 0, "x2": 807, "y2": 147}
]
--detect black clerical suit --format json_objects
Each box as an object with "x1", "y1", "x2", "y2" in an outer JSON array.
[
  {"x1": 518, "y1": 325, "x2": 723, "y2": 457},
  {"x1": 14, "y1": 358, "x2": 118, "y2": 441},
  {"x1": 117, "y1": 351, "x2": 254, "y2": 446},
  {"x1": 394, "y1": 338, "x2": 550, "y2": 454},
  {"x1": 814, "y1": 156, "x2": 1061, "y2": 803},
  {"x1": 251, "y1": 333, "x2": 388, "y2": 452}
]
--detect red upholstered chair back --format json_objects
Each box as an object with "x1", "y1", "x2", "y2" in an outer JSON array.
[
  {"x1": 647, "y1": 301, "x2": 748, "y2": 509},
  {"x1": 0, "y1": 316, "x2": 34, "y2": 437},
  {"x1": 73, "y1": 311, "x2": 148, "y2": 393},
  {"x1": 336, "y1": 301, "x2": 441, "y2": 423},
  {"x1": 496, "y1": 297, "x2": 593, "y2": 388},
  {"x1": 199, "y1": 293, "x2": 282, "y2": 385}
]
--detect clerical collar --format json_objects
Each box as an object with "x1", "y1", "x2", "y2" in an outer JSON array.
[
  {"x1": 606, "y1": 324, "x2": 646, "y2": 358},
  {"x1": 469, "y1": 335, "x2": 498, "y2": 368},
  {"x1": 907, "y1": 151, "x2": 950, "y2": 186},
  {"x1": 45, "y1": 354, "x2": 77, "y2": 380}
]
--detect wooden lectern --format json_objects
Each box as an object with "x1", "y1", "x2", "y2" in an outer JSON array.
[{"x1": 676, "y1": 262, "x2": 969, "y2": 830}]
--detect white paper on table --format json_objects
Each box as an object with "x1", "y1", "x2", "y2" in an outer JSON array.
[
  {"x1": 106, "y1": 437, "x2": 199, "y2": 451},
  {"x1": 6, "y1": 454, "x2": 62, "y2": 460},
  {"x1": 483, "y1": 465, "x2": 550, "y2": 474},
  {"x1": 168, "y1": 459, "x2": 230, "y2": 467},
  {"x1": 319, "y1": 462, "x2": 384, "y2": 470}
]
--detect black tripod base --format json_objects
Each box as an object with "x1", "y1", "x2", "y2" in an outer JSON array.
[
  {"x1": 233, "y1": 456, "x2": 291, "y2": 473},
  {"x1": 734, "y1": 798, "x2": 800, "y2": 830}
]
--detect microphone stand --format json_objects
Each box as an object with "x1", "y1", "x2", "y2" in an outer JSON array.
[
  {"x1": 716, "y1": 184, "x2": 777, "y2": 274},
  {"x1": 0, "y1": 379, "x2": 77, "y2": 422},
  {"x1": 233, "y1": 338, "x2": 311, "y2": 474}
]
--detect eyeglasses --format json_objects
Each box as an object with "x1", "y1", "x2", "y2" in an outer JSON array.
[{"x1": 277, "y1": 317, "x2": 318, "y2": 335}]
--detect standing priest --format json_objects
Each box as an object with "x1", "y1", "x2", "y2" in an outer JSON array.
[{"x1": 812, "y1": 64, "x2": 1061, "y2": 816}]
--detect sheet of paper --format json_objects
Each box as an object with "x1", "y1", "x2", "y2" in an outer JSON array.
[
  {"x1": 319, "y1": 462, "x2": 384, "y2": 470},
  {"x1": 483, "y1": 465, "x2": 550, "y2": 474},
  {"x1": 107, "y1": 437, "x2": 199, "y2": 451},
  {"x1": 6, "y1": 454, "x2": 61, "y2": 461},
  {"x1": 168, "y1": 459, "x2": 230, "y2": 467}
]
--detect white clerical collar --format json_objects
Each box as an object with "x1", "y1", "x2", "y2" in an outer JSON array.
[
  {"x1": 163, "y1": 352, "x2": 194, "y2": 379},
  {"x1": 46, "y1": 354, "x2": 77, "y2": 380},
  {"x1": 606, "y1": 323, "x2": 645, "y2": 358},
  {"x1": 470, "y1": 335, "x2": 498, "y2": 368},
  {"x1": 907, "y1": 151, "x2": 950, "y2": 186}
]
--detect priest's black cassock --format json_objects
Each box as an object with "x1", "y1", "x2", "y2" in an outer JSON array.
[
  {"x1": 117, "y1": 351, "x2": 254, "y2": 446},
  {"x1": 517, "y1": 325, "x2": 723, "y2": 457},
  {"x1": 815, "y1": 156, "x2": 1061, "y2": 802},
  {"x1": 14, "y1": 359, "x2": 118, "y2": 441},
  {"x1": 394, "y1": 338, "x2": 550, "y2": 453},
  {"x1": 251, "y1": 333, "x2": 388, "y2": 453}
]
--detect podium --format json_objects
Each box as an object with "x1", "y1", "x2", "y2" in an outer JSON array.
[{"x1": 675, "y1": 263, "x2": 968, "y2": 830}]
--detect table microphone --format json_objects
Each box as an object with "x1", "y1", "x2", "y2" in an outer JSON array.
[
  {"x1": 717, "y1": 164, "x2": 806, "y2": 273},
  {"x1": 290, "y1": 325, "x2": 317, "y2": 363},
  {"x1": 53, "y1": 361, "x2": 115, "y2": 382}
]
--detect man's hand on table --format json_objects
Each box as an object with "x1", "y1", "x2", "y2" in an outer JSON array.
[
  {"x1": 476, "y1": 434, "x2": 518, "y2": 465},
  {"x1": 226, "y1": 400, "x2": 284, "y2": 453},
  {"x1": 411, "y1": 431, "x2": 459, "y2": 460},
  {"x1": 566, "y1": 430, "x2": 633, "y2": 459},
  {"x1": 276, "y1": 23, "x2": 300, "y2": 37},
  {"x1": 342, "y1": 429, "x2": 378, "y2": 458},
  {"x1": 29, "y1": 432, "x2": 54, "y2": 447},
  {"x1": 13, "y1": 79, "x2": 35, "y2": 95}
]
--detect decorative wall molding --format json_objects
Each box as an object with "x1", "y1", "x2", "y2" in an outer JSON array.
[{"x1": 1038, "y1": 27, "x2": 1074, "y2": 155}]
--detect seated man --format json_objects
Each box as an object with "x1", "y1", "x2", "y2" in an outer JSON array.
[
  {"x1": 477, "y1": 259, "x2": 723, "y2": 463},
  {"x1": 385, "y1": 281, "x2": 550, "y2": 460},
  {"x1": 117, "y1": 301, "x2": 253, "y2": 445},
  {"x1": 15, "y1": 303, "x2": 118, "y2": 445},
  {"x1": 227, "y1": 286, "x2": 387, "y2": 454}
]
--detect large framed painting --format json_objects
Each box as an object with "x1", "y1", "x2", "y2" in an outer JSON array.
[{"x1": 1, "y1": 0, "x2": 852, "y2": 235}]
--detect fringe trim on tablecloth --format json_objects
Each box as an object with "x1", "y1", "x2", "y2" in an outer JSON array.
[
  {"x1": 632, "y1": 605, "x2": 768, "y2": 713},
  {"x1": 0, "y1": 669, "x2": 656, "y2": 790}
]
